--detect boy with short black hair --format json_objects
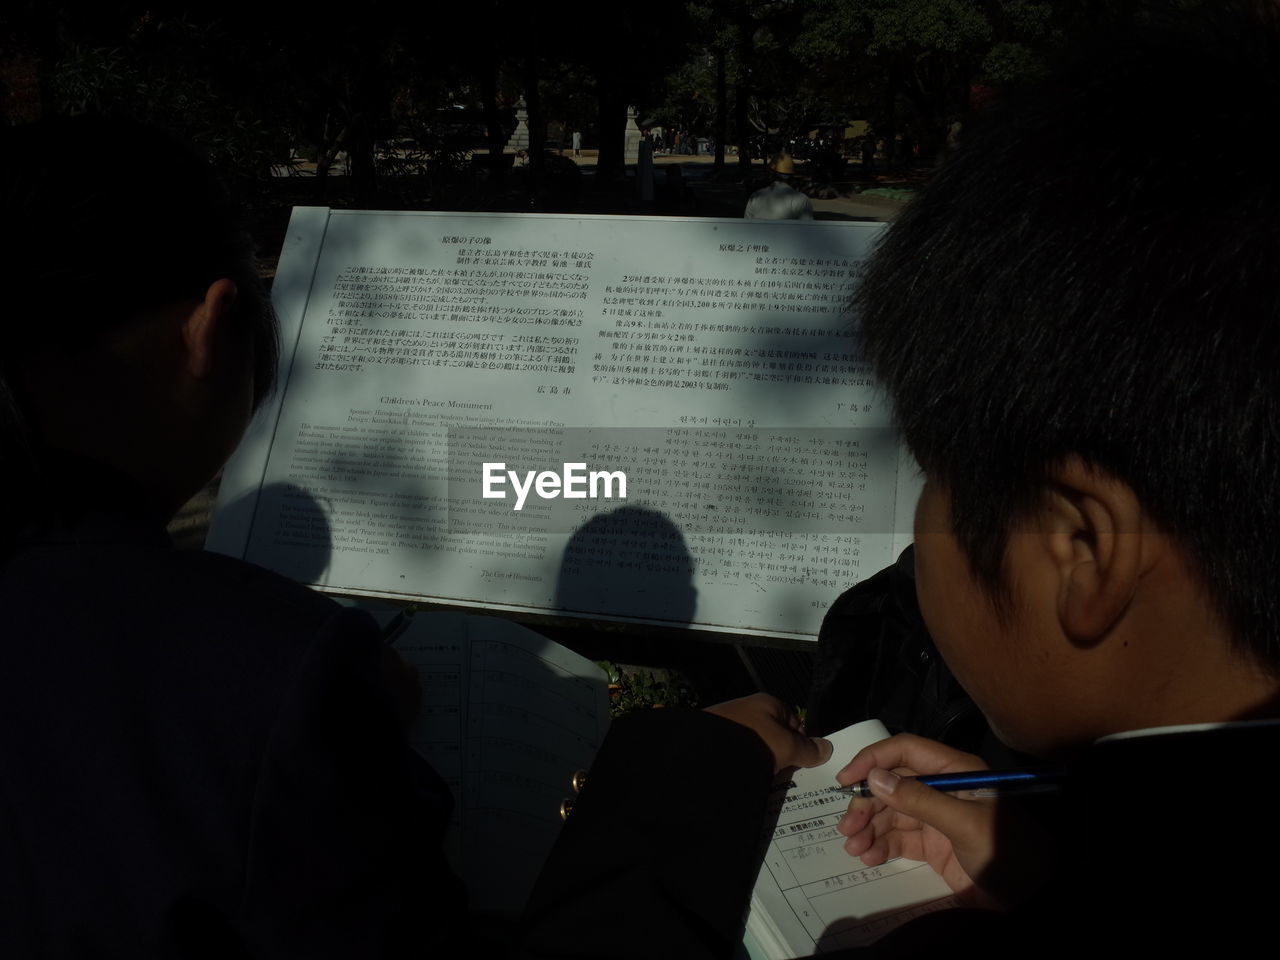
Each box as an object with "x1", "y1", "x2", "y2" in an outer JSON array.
[
  {"x1": 0, "y1": 117, "x2": 466, "y2": 957},
  {"x1": 522, "y1": 3, "x2": 1280, "y2": 955}
]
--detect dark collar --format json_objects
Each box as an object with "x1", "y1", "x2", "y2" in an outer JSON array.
[{"x1": 10, "y1": 449, "x2": 174, "y2": 549}]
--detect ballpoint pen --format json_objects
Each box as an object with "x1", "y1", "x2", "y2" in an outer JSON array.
[{"x1": 838, "y1": 767, "x2": 1068, "y2": 799}]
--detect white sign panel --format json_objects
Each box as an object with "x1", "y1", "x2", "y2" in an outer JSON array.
[{"x1": 208, "y1": 210, "x2": 920, "y2": 639}]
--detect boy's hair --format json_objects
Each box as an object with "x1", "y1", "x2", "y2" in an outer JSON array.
[
  {"x1": 857, "y1": 2, "x2": 1280, "y2": 669},
  {"x1": 0, "y1": 117, "x2": 278, "y2": 542}
]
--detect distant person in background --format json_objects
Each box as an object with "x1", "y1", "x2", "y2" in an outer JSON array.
[
  {"x1": 860, "y1": 134, "x2": 876, "y2": 176},
  {"x1": 743, "y1": 153, "x2": 814, "y2": 220},
  {"x1": 894, "y1": 132, "x2": 914, "y2": 169},
  {"x1": 571, "y1": 129, "x2": 581, "y2": 156}
]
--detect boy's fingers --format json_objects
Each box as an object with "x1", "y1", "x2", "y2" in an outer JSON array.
[
  {"x1": 777, "y1": 732, "x2": 832, "y2": 769},
  {"x1": 837, "y1": 734, "x2": 985, "y2": 786},
  {"x1": 795, "y1": 736, "x2": 833, "y2": 768},
  {"x1": 866, "y1": 768, "x2": 989, "y2": 846}
]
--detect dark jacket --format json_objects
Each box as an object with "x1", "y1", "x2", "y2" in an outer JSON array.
[{"x1": 0, "y1": 462, "x2": 464, "y2": 957}]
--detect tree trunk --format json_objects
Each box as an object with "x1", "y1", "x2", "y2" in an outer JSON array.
[
  {"x1": 878, "y1": 63, "x2": 899, "y2": 169},
  {"x1": 0, "y1": 49, "x2": 43, "y2": 124},
  {"x1": 348, "y1": 62, "x2": 382, "y2": 205},
  {"x1": 313, "y1": 115, "x2": 345, "y2": 203},
  {"x1": 714, "y1": 46, "x2": 727, "y2": 171},
  {"x1": 348, "y1": 123, "x2": 376, "y2": 205},
  {"x1": 596, "y1": 84, "x2": 627, "y2": 181},
  {"x1": 735, "y1": 14, "x2": 752, "y2": 173},
  {"x1": 524, "y1": 57, "x2": 545, "y2": 172},
  {"x1": 481, "y1": 68, "x2": 506, "y2": 186}
]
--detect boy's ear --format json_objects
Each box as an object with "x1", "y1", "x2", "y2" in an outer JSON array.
[
  {"x1": 181, "y1": 278, "x2": 238, "y2": 380},
  {"x1": 1040, "y1": 456, "x2": 1150, "y2": 646}
]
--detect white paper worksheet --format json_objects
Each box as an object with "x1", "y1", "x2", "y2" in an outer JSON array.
[{"x1": 746, "y1": 720, "x2": 956, "y2": 957}]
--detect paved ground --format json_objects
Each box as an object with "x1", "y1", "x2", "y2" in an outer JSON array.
[{"x1": 579, "y1": 149, "x2": 910, "y2": 221}]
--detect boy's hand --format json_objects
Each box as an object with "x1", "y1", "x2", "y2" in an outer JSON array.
[
  {"x1": 834, "y1": 734, "x2": 1013, "y2": 908},
  {"x1": 705, "y1": 693, "x2": 833, "y2": 774}
]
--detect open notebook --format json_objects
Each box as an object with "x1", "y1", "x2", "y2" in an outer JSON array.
[{"x1": 746, "y1": 719, "x2": 956, "y2": 957}]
